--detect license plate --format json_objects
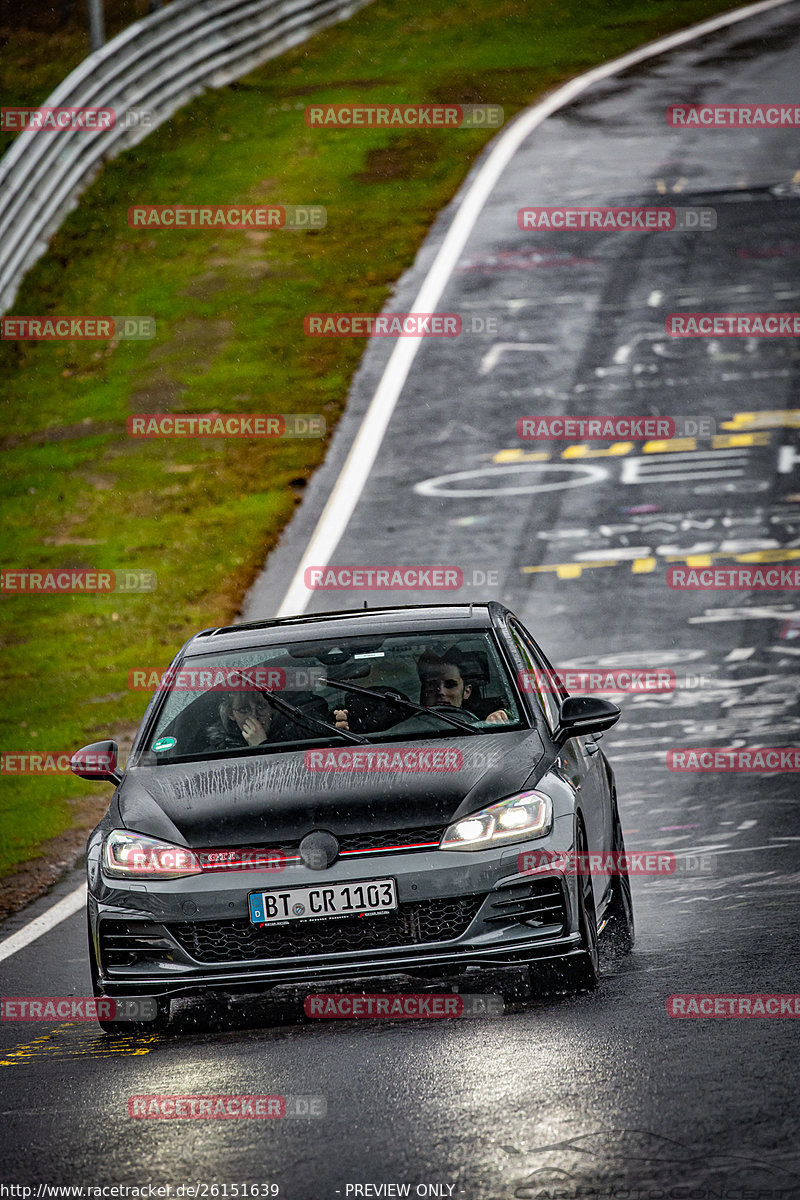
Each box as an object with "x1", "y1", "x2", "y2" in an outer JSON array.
[{"x1": 249, "y1": 877, "x2": 398, "y2": 925}]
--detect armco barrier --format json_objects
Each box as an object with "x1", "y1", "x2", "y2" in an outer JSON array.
[{"x1": 0, "y1": 0, "x2": 373, "y2": 314}]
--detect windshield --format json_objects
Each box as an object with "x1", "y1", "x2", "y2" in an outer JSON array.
[{"x1": 141, "y1": 629, "x2": 524, "y2": 762}]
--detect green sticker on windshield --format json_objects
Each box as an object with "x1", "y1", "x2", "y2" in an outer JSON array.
[{"x1": 153, "y1": 737, "x2": 176, "y2": 752}]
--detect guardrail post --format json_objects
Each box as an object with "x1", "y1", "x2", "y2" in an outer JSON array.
[{"x1": 87, "y1": 0, "x2": 106, "y2": 50}]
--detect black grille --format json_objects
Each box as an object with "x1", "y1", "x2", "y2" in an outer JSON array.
[
  {"x1": 338, "y1": 826, "x2": 445, "y2": 854},
  {"x1": 484, "y1": 878, "x2": 567, "y2": 934},
  {"x1": 167, "y1": 895, "x2": 485, "y2": 963},
  {"x1": 99, "y1": 919, "x2": 177, "y2": 969}
]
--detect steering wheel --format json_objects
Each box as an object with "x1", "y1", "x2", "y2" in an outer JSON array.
[{"x1": 427, "y1": 704, "x2": 482, "y2": 724}]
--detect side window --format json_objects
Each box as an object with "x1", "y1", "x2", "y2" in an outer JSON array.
[{"x1": 509, "y1": 622, "x2": 562, "y2": 732}]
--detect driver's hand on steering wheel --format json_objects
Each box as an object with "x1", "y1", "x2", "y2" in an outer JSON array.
[{"x1": 484, "y1": 709, "x2": 510, "y2": 723}]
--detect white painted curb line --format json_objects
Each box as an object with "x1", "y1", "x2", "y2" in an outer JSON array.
[{"x1": 0, "y1": 884, "x2": 86, "y2": 964}]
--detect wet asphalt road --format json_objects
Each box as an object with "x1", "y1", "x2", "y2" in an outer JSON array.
[{"x1": 3, "y1": 4, "x2": 800, "y2": 1197}]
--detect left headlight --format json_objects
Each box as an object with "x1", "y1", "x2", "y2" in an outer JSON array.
[
  {"x1": 440, "y1": 791, "x2": 552, "y2": 851},
  {"x1": 103, "y1": 830, "x2": 202, "y2": 879}
]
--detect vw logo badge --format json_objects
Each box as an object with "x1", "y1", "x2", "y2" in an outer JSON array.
[{"x1": 299, "y1": 830, "x2": 339, "y2": 870}]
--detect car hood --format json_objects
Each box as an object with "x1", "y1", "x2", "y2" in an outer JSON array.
[{"x1": 117, "y1": 730, "x2": 546, "y2": 847}]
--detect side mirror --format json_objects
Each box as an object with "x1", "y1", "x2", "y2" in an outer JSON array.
[
  {"x1": 70, "y1": 740, "x2": 122, "y2": 785},
  {"x1": 553, "y1": 696, "x2": 620, "y2": 744}
]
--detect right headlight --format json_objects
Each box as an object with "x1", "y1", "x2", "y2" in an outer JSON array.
[{"x1": 440, "y1": 791, "x2": 552, "y2": 851}]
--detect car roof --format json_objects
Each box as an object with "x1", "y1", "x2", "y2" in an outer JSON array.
[{"x1": 181, "y1": 603, "x2": 503, "y2": 657}]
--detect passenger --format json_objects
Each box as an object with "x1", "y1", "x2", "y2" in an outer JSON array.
[
  {"x1": 206, "y1": 692, "x2": 273, "y2": 751},
  {"x1": 417, "y1": 649, "x2": 510, "y2": 724}
]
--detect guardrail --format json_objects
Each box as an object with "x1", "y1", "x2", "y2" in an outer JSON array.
[{"x1": 0, "y1": 0, "x2": 374, "y2": 313}]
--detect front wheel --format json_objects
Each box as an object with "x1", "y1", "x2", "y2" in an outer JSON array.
[
  {"x1": 88, "y1": 915, "x2": 170, "y2": 1034},
  {"x1": 601, "y1": 873, "x2": 635, "y2": 959},
  {"x1": 529, "y1": 823, "x2": 599, "y2": 996},
  {"x1": 601, "y1": 803, "x2": 635, "y2": 958},
  {"x1": 96, "y1": 995, "x2": 171, "y2": 1035}
]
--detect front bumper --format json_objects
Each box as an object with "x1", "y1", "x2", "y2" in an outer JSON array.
[{"x1": 89, "y1": 832, "x2": 583, "y2": 1000}]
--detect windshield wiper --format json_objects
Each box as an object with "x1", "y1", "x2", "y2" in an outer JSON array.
[
  {"x1": 233, "y1": 669, "x2": 370, "y2": 745},
  {"x1": 324, "y1": 677, "x2": 482, "y2": 735}
]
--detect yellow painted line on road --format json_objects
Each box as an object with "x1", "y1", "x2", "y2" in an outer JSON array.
[
  {"x1": 0, "y1": 1023, "x2": 157, "y2": 1065},
  {"x1": 494, "y1": 431, "x2": 772, "y2": 465},
  {"x1": 721, "y1": 410, "x2": 800, "y2": 431},
  {"x1": 663, "y1": 549, "x2": 800, "y2": 564},
  {"x1": 641, "y1": 437, "x2": 697, "y2": 453},
  {"x1": 561, "y1": 442, "x2": 633, "y2": 458},
  {"x1": 493, "y1": 449, "x2": 549, "y2": 463},
  {"x1": 522, "y1": 560, "x2": 619, "y2": 579},
  {"x1": 713, "y1": 433, "x2": 770, "y2": 448},
  {"x1": 522, "y1": 548, "x2": 800, "y2": 581}
]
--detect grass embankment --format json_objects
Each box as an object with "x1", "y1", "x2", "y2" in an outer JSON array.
[{"x1": 0, "y1": 0, "x2": 741, "y2": 877}]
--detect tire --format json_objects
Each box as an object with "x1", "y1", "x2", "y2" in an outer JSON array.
[
  {"x1": 529, "y1": 822, "x2": 599, "y2": 996},
  {"x1": 96, "y1": 1000, "x2": 171, "y2": 1035},
  {"x1": 88, "y1": 915, "x2": 171, "y2": 1034},
  {"x1": 601, "y1": 801, "x2": 635, "y2": 959}
]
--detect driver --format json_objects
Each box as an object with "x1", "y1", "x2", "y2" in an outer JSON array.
[
  {"x1": 417, "y1": 649, "x2": 510, "y2": 724},
  {"x1": 333, "y1": 647, "x2": 512, "y2": 732},
  {"x1": 206, "y1": 692, "x2": 273, "y2": 750}
]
